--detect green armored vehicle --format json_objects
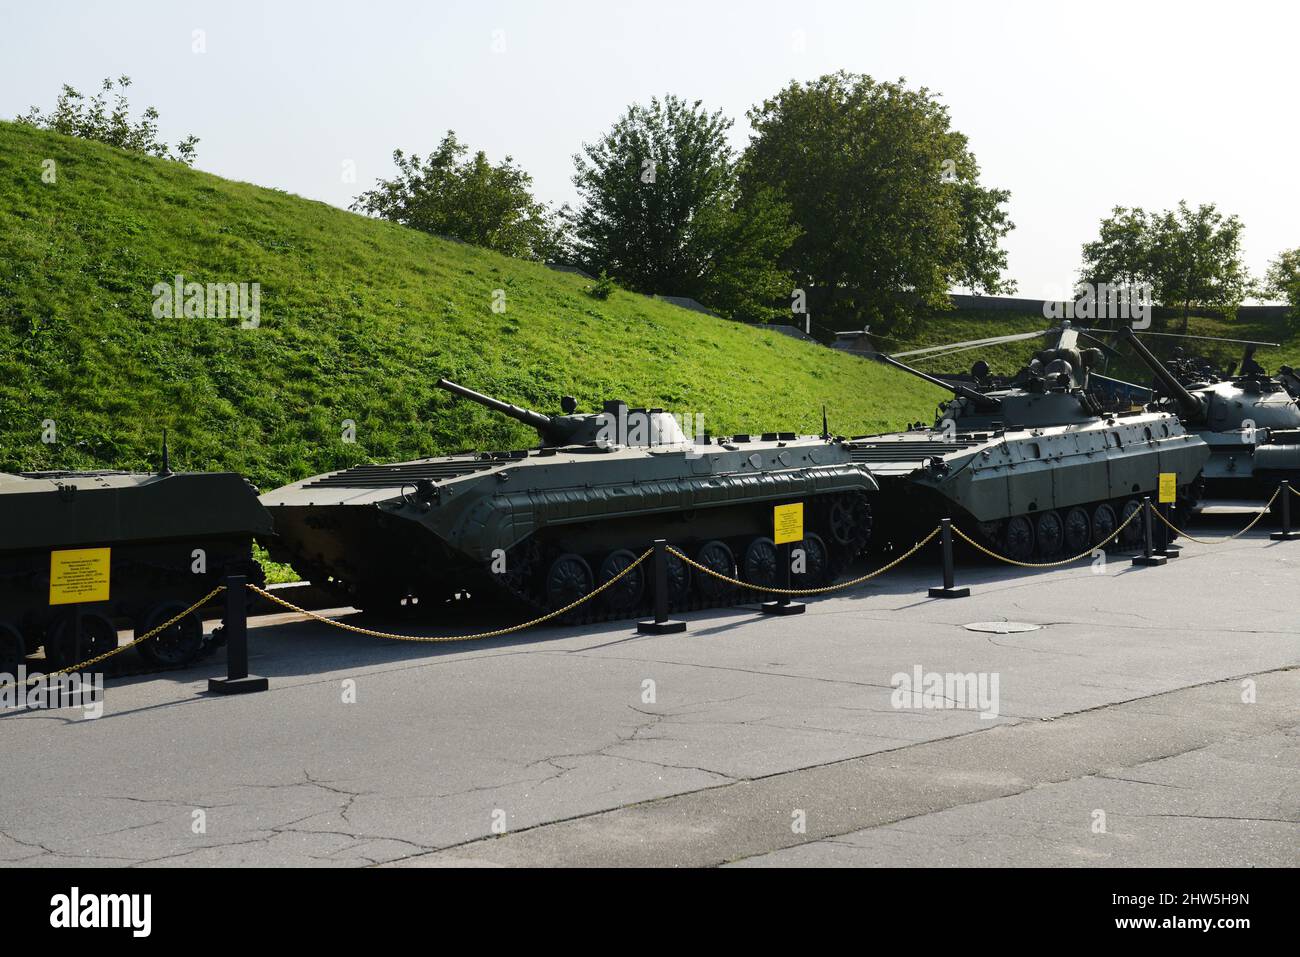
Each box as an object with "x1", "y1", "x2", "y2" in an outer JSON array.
[
  {"x1": 1118, "y1": 327, "x2": 1300, "y2": 501},
  {"x1": 0, "y1": 462, "x2": 271, "y2": 674},
  {"x1": 851, "y1": 324, "x2": 1211, "y2": 561},
  {"x1": 261, "y1": 379, "x2": 879, "y2": 620}
]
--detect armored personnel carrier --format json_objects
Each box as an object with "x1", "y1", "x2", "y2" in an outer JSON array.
[
  {"x1": 261, "y1": 380, "x2": 879, "y2": 620},
  {"x1": 850, "y1": 324, "x2": 1211, "y2": 561},
  {"x1": 1118, "y1": 327, "x2": 1300, "y2": 501},
  {"x1": 0, "y1": 458, "x2": 271, "y2": 674}
]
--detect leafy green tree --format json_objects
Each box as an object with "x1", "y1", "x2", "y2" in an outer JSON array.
[
  {"x1": 566, "y1": 95, "x2": 797, "y2": 323},
  {"x1": 16, "y1": 76, "x2": 198, "y2": 164},
  {"x1": 1150, "y1": 202, "x2": 1249, "y2": 330},
  {"x1": 1262, "y1": 248, "x2": 1300, "y2": 323},
  {"x1": 1078, "y1": 206, "x2": 1153, "y2": 292},
  {"x1": 1080, "y1": 202, "x2": 1248, "y2": 330},
  {"x1": 741, "y1": 72, "x2": 1015, "y2": 335},
  {"x1": 352, "y1": 132, "x2": 561, "y2": 261}
]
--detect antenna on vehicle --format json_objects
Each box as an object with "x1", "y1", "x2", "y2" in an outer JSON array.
[
  {"x1": 160, "y1": 429, "x2": 173, "y2": 476},
  {"x1": 821, "y1": 405, "x2": 830, "y2": 440}
]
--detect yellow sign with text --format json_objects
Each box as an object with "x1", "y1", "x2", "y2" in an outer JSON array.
[
  {"x1": 1158, "y1": 473, "x2": 1177, "y2": 504},
  {"x1": 49, "y1": 547, "x2": 111, "y2": 605},
  {"x1": 773, "y1": 503, "x2": 804, "y2": 545}
]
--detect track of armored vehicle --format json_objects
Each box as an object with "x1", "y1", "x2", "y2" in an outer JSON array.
[
  {"x1": 855, "y1": 324, "x2": 1211, "y2": 561},
  {"x1": 262, "y1": 380, "x2": 879, "y2": 623},
  {"x1": 0, "y1": 461, "x2": 272, "y2": 676}
]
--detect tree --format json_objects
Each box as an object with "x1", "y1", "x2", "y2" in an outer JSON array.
[
  {"x1": 1079, "y1": 202, "x2": 1248, "y2": 330},
  {"x1": 1150, "y1": 202, "x2": 1248, "y2": 331},
  {"x1": 741, "y1": 72, "x2": 1015, "y2": 336},
  {"x1": 1078, "y1": 206, "x2": 1152, "y2": 292},
  {"x1": 566, "y1": 95, "x2": 798, "y2": 323},
  {"x1": 352, "y1": 132, "x2": 561, "y2": 261},
  {"x1": 1262, "y1": 248, "x2": 1300, "y2": 323},
  {"x1": 16, "y1": 76, "x2": 199, "y2": 164}
]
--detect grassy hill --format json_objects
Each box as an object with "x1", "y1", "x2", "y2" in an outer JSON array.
[{"x1": 0, "y1": 120, "x2": 945, "y2": 491}]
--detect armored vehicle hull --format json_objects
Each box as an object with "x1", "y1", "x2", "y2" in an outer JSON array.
[
  {"x1": 263, "y1": 382, "x2": 879, "y2": 621},
  {"x1": 1117, "y1": 327, "x2": 1300, "y2": 504},
  {"x1": 850, "y1": 410, "x2": 1210, "y2": 561},
  {"x1": 0, "y1": 470, "x2": 272, "y2": 673}
]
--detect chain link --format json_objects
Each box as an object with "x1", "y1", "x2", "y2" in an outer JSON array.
[
  {"x1": 246, "y1": 547, "x2": 653, "y2": 642},
  {"x1": 4, "y1": 585, "x2": 227, "y2": 688},
  {"x1": 950, "y1": 505, "x2": 1141, "y2": 568},
  {"x1": 668, "y1": 527, "x2": 941, "y2": 596},
  {"x1": 1150, "y1": 487, "x2": 1280, "y2": 544},
  {"x1": 10, "y1": 484, "x2": 1296, "y2": 676}
]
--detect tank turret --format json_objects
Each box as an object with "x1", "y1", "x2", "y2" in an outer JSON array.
[{"x1": 1117, "y1": 326, "x2": 1208, "y2": 421}]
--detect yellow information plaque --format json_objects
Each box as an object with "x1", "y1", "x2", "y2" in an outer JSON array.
[
  {"x1": 773, "y1": 503, "x2": 804, "y2": 545},
  {"x1": 49, "y1": 547, "x2": 111, "y2": 605},
  {"x1": 1158, "y1": 473, "x2": 1177, "y2": 504}
]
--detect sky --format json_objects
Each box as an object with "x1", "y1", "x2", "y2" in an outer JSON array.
[{"x1": 2, "y1": 0, "x2": 1296, "y2": 300}]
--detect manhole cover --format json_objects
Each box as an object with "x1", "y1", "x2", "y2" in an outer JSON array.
[{"x1": 963, "y1": 621, "x2": 1042, "y2": 634}]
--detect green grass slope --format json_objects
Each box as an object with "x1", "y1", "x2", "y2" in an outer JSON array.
[{"x1": 0, "y1": 121, "x2": 945, "y2": 490}]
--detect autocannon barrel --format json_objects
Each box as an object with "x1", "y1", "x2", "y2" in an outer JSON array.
[
  {"x1": 436, "y1": 378, "x2": 555, "y2": 436},
  {"x1": 874, "y1": 353, "x2": 1003, "y2": 413},
  {"x1": 1116, "y1": 327, "x2": 1207, "y2": 420}
]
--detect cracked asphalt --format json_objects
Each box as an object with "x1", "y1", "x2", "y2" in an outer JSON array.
[{"x1": 2, "y1": 515, "x2": 1297, "y2": 867}]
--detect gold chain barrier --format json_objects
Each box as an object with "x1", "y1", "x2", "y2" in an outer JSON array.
[
  {"x1": 5, "y1": 585, "x2": 227, "y2": 688},
  {"x1": 950, "y1": 506, "x2": 1141, "y2": 569},
  {"x1": 667, "y1": 527, "x2": 941, "y2": 596},
  {"x1": 1151, "y1": 486, "x2": 1280, "y2": 544},
  {"x1": 245, "y1": 547, "x2": 653, "y2": 642}
]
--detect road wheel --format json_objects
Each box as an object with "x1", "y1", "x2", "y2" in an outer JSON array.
[
  {"x1": 45, "y1": 612, "x2": 118, "y2": 671},
  {"x1": 1119, "y1": 499, "x2": 1144, "y2": 548},
  {"x1": 665, "y1": 549, "x2": 691, "y2": 608},
  {"x1": 795, "y1": 533, "x2": 831, "y2": 586},
  {"x1": 1091, "y1": 503, "x2": 1118, "y2": 547},
  {"x1": 598, "y1": 549, "x2": 645, "y2": 612},
  {"x1": 545, "y1": 554, "x2": 593, "y2": 612},
  {"x1": 694, "y1": 540, "x2": 736, "y2": 602},
  {"x1": 1002, "y1": 516, "x2": 1035, "y2": 563},
  {"x1": 1034, "y1": 511, "x2": 1064, "y2": 560},
  {"x1": 137, "y1": 603, "x2": 205, "y2": 667},
  {"x1": 827, "y1": 493, "x2": 872, "y2": 550},
  {"x1": 1062, "y1": 507, "x2": 1091, "y2": 553},
  {"x1": 742, "y1": 537, "x2": 779, "y2": 589}
]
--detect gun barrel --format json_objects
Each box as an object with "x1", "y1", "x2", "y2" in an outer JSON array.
[
  {"x1": 874, "y1": 354, "x2": 1002, "y2": 412},
  {"x1": 436, "y1": 378, "x2": 555, "y2": 434},
  {"x1": 1116, "y1": 328, "x2": 1206, "y2": 420}
]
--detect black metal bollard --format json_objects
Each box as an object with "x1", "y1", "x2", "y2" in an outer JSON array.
[
  {"x1": 929, "y1": 519, "x2": 970, "y2": 598},
  {"x1": 1271, "y1": 480, "x2": 1300, "y2": 540},
  {"x1": 208, "y1": 575, "x2": 269, "y2": 694},
  {"x1": 762, "y1": 540, "x2": 806, "y2": 616},
  {"x1": 637, "y1": 541, "x2": 686, "y2": 634},
  {"x1": 1132, "y1": 498, "x2": 1167, "y2": 567}
]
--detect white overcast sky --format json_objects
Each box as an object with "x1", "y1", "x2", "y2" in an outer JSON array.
[{"x1": 2, "y1": 0, "x2": 1295, "y2": 299}]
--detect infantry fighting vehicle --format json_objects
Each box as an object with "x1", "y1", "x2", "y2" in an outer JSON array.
[
  {"x1": 261, "y1": 379, "x2": 879, "y2": 620},
  {"x1": 849, "y1": 324, "x2": 1211, "y2": 561},
  {"x1": 0, "y1": 454, "x2": 272, "y2": 674},
  {"x1": 1118, "y1": 327, "x2": 1300, "y2": 501}
]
